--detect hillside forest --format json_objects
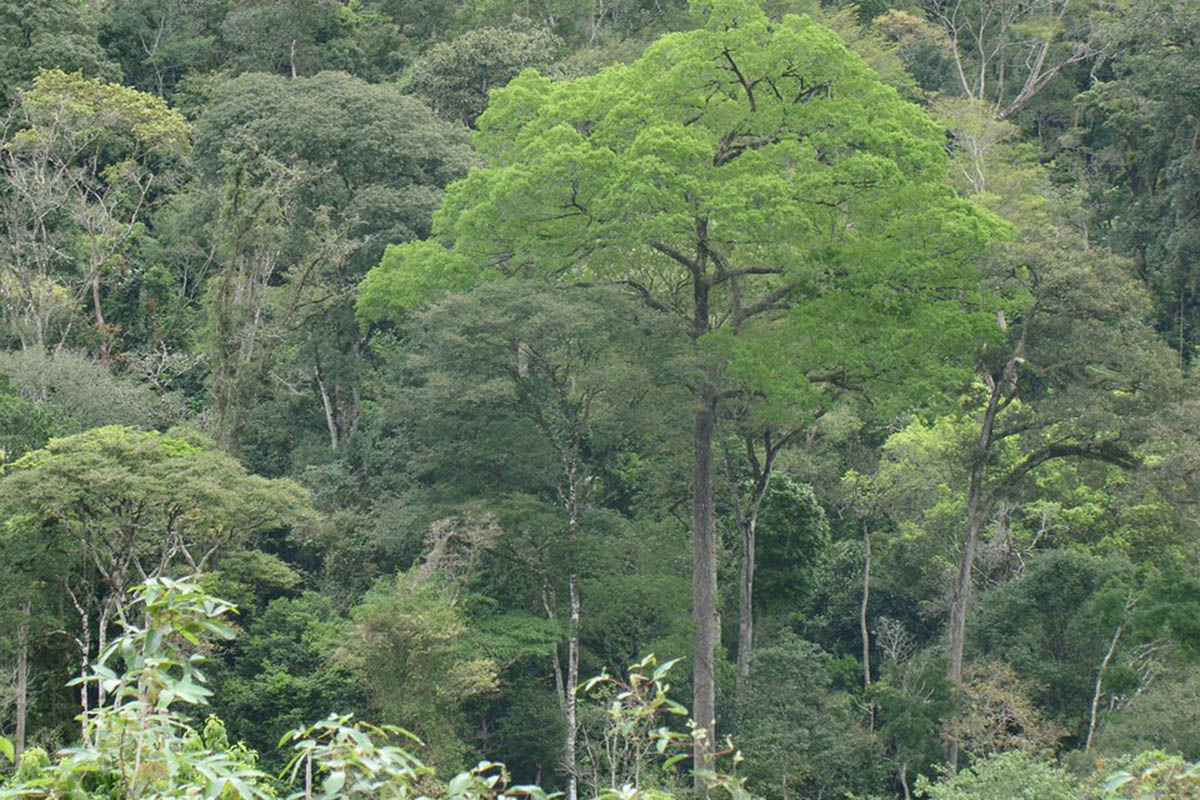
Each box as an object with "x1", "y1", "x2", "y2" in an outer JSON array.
[{"x1": 3, "y1": 0, "x2": 1200, "y2": 797}]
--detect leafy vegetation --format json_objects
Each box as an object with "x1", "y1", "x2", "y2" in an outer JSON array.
[{"x1": 3, "y1": 0, "x2": 1200, "y2": 796}]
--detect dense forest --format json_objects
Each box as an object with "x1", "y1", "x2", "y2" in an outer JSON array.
[{"x1": 2, "y1": 0, "x2": 1200, "y2": 797}]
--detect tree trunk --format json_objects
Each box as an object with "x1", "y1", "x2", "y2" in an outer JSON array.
[
  {"x1": 861, "y1": 525, "x2": 871, "y2": 691},
  {"x1": 14, "y1": 601, "x2": 29, "y2": 764},
  {"x1": 735, "y1": 510, "x2": 755, "y2": 696},
  {"x1": 692, "y1": 377, "x2": 719, "y2": 786},
  {"x1": 1086, "y1": 589, "x2": 1132, "y2": 752},
  {"x1": 948, "y1": 469, "x2": 986, "y2": 686},
  {"x1": 947, "y1": 377, "x2": 1004, "y2": 769},
  {"x1": 91, "y1": 272, "x2": 109, "y2": 367},
  {"x1": 564, "y1": 456, "x2": 581, "y2": 800},
  {"x1": 566, "y1": 571, "x2": 580, "y2": 800},
  {"x1": 730, "y1": 431, "x2": 787, "y2": 695}
]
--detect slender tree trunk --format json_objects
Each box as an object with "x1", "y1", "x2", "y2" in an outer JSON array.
[
  {"x1": 735, "y1": 512, "x2": 755, "y2": 696},
  {"x1": 91, "y1": 272, "x2": 109, "y2": 367},
  {"x1": 948, "y1": 468, "x2": 986, "y2": 686},
  {"x1": 1086, "y1": 590, "x2": 1132, "y2": 752},
  {"x1": 692, "y1": 376, "x2": 719, "y2": 785},
  {"x1": 730, "y1": 431, "x2": 787, "y2": 694},
  {"x1": 566, "y1": 571, "x2": 580, "y2": 800},
  {"x1": 74, "y1": 604, "x2": 91, "y2": 741},
  {"x1": 314, "y1": 363, "x2": 340, "y2": 450},
  {"x1": 564, "y1": 458, "x2": 581, "y2": 800},
  {"x1": 14, "y1": 601, "x2": 29, "y2": 764},
  {"x1": 947, "y1": 376, "x2": 1005, "y2": 769},
  {"x1": 861, "y1": 525, "x2": 871, "y2": 691},
  {"x1": 948, "y1": 377, "x2": 1004, "y2": 682}
]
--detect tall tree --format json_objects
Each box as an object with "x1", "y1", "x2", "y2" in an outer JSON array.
[
  {"x1": 944, "y1": 228, "x2": 1177, "y2": 698},
  {"x1": 0, "y1": 425, "x2": 313, "y2": 733},
  {"x1": 372, "y1": 281, "x2": 687, "y2": 797},
  {"x1": 359, "y1": 0, "x2": 999, "y2": 775},
  {"x1": 98, "y1": 0, "x2": 223, "y2": 97},
  {"x1": 0, "y1": 69, "x2": 189, "y2": 361},
  {"x1": 923, "y1": 0, "x2": 1101, "y2": 120},
  {"x1": 1072, "y1": 0, "x2": 1200, "y2": 365},
  {"x1": 189, "y1": 71, "x2": 472, "y2": 454}
]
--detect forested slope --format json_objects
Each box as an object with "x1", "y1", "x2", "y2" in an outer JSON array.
[{"x1": 2, "y1": 0, "x2": 1200, "y2": 797}]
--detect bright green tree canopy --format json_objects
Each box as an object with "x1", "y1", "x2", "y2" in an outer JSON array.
[{"x1": 360, "y1": 0, "x2": 1004, "y2": 417}]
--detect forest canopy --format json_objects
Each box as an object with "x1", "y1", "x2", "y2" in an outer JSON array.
[{"x1": 2, "y1": 0, "x2": 1200, "y2": 798}]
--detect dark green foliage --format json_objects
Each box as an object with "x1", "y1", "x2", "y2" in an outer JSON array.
[
  {"x1": 752, "y1": 475, "x2": 830, "y2": 619},
  {"x1": 1094, "y1": 670, "x2": 1200, "y2": 762},
  {"x1": 0, "y1": 374, "x2": 56, "y2": 462},
  {"x1": 191, "y1": 71, "x2": 472, "y2": 265},
  {"x1": 98, "y1": 0, "x2": 223, "y2": 96},
  {"x1": 0, "y1": 0, "x2": 118, "y2": 102},
  {"x1": 404, "y1": 26, "x2": 564, "y2": 127},
  {"x1": 215, "y1": 593, "x2": 366, "y2": 775},
  {"x1": 1072, "y1": 0, "x2": 1200, "y2": 365},
  {"x1": 736, "y1": 633, "x2": 884, "y2": 799},
  {"x1": 971, "y1": 550, "x2": 1130, "y2": 736}
]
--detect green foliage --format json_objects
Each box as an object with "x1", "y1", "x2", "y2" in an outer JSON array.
[
  {"x1": 871, "y1": 649, "x2": 955, "y2": 790},
  {"x1": 97, "y1": 0, "x2": 223, "y2": 97},
  {"x1": 0, "y1": 349, "x2": 182, "y2": 432},
  {"x1": 388, "y1": 281, "x2": 688, "y2": 495},
  {"x1": 735, "y1": 633, "x2": 882, "y2": 799},
  {"x1": 11, "y1": 67, "x2": 189, "y2": 157},
  {"x1": 577, "y1": 654, "x2": 748, "y2": 798},
  {"x1": 281, "y1": 715, "x2": 431, "y2": 800},
  {"x1": 751, "y1": 475, "x2": 830, "y2": 617},
  {"x1": 339, "y1": 572, "x2": 499, "y2": 770},
  {"x1": 191, "y1": 72, "x2": 471, "y2": 259},
  {"x1": 189, "y1": 69, "x2": 472, "y2": 455},
  {"x1": 217, "y1": 0, "x2": 352, "y2": 78},
  {"x1": 360, "y1": 0, "x2": 1000, "y2": 419},
  {"x1": 0, "y1": 424, "x2": 315, "y2": 674},
  {"x1": 1, "y1": 69, "x2": 190, "y2": 360},
  {"x1": 404, "y1": 26, "x2": 564, "y2": 126},
  {"x1": 0, "y1": 577, "x2": 273, "y2": 800},
  {"x1": 215, "y1": 593, "x2": 365, "y2": 776},
  {"x1": 1094, "y1": 671, "x2": 1200, "y2": 762},
  {"x1": 914, "y1": 750, "x2": 1077, "y2": 800},
  {"x1": 0, "y1": 0, "x2": 118, "y2": 102},
  {"x1": 1072, "y1": 0, "x2": 1200, "y2": 363},
  {"x1": 1098, "y1": 751, "x2": 1200, "y2": 800},
  {"x1": 0, "y1": 426, "x2": 311, "y2": 567},
  {"x1": 3, "y1": 0, "x2": 1200, "y2": 786},
  {"x1": 0, "y1": 373, "x2": 56, "y2": 463}
]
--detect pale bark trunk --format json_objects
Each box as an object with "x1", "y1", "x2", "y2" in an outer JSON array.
[
  {"x1": 692, "y1": 377, "x2": 718, "y2": 785},
  {"x1": 14, "y1": 601, "x2": 29, "y2": 764},
  {"x1": 564, "y1": 457, "x2": 581, "y2": 800},
  {"x1": 735, "y1": 512, "x2": 755, "y2": 695},
  {"x1": 860, "y1": 525, "x2": 871, "y2": 691},
  {"x1": 315, "y1": 365, "x2": 340, "y2": 450},
  {"x1": 947, "y1": 377, "x2": 1003, "y2": 770},
  {"x1": 1085, "y1": 623, "x2": 1122, "y2": 752},
  {"x1": 566, "y1": 571, "x2": 580, "y2": 800},
  {"x1": 1086, "y1": 590, "x2": 1132, "y2": 752},
  {"x1": 729, "y1": 431, "x2": 788, "y2": 695},
  {"x1": 948, "y1": 375, "x2": 1005, "y2": 684},
  {"x1": 91, "y1": 272, "x2": 108, "y2": 367}
]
